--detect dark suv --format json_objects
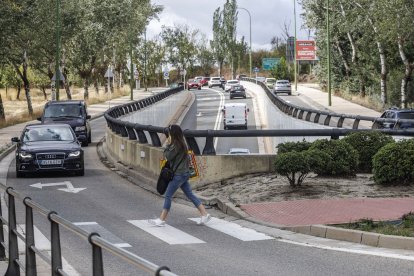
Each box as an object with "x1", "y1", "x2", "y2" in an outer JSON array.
[
  {"x1": 373, "y1": 108, "x2": 414, "y2": 129},
  {"x1": 38, "y1": 100, "x2": 92, "y2": 146}
]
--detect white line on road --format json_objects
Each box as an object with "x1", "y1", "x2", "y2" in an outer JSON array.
[
  {"x1": 128, "y1": 220, "x2": 205, "y2": 245},
  {"x1": 188, "y1": 217, "x2": 274, "y2": 241},
  {"x1": 210, "y1": 88, "x2": 225, "y2": 150}
]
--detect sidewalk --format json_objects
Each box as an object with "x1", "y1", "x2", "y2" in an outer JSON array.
[{"x1": 236, "y1": 83, "x2": 414, "y2": 250}]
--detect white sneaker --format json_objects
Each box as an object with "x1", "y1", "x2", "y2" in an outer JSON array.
[
  {"x1": 198, "y1": 214, "x2": 211, "y2": 225},
  {"x1": 147, "y1": 218, "x2": 166, "y2": 227}
]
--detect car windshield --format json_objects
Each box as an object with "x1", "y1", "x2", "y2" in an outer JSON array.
[
  {"x1": 212, "y1": 77, "x2": 220, "y2": 81},
  {"x1": 44, "y1": 104, "x2": 82, "y2": 118},
  {"x1": 266, "y1": 79, "x2": 276, "y2": 83},
  {"x1": 228, "y1": 81, "x2": 238, "y2": 84},
  {"x1": 277, "y1": 80, "x2": 290, "y2": 84},
  {"x1": 399, "y1": 112, "x2": 414, "y2": 120},
  {"x1": 23, "y1": 126, "x2": 75, "y2": 142}
]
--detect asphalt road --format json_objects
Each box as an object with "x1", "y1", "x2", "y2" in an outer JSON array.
[{"x1": 3, "y1": 92, "x2": 414, "y2": 275}]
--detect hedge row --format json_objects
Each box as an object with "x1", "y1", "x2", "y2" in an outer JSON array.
[{"x1": 274, "y1": 132, "x2": 412, "y2": 186}]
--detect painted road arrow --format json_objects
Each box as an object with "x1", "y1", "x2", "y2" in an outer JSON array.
[{"x1": 30, "y1": 181, "x2": 86, "y2": 193}]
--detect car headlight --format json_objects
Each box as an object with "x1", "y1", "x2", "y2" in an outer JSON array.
[
  {"x1": 75, "y1": 126, "x2": 86, "y2": 131},
  {"x1": 68, "y1": 151, "x2": 81, "y2": 157},
  {"x1": 19, "y1": 151, "x2": 33, "y2": 160}
]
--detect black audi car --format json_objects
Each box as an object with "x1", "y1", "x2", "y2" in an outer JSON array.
[{"x1": 11, "y1": 124, "x2": 85, "y2": 177}]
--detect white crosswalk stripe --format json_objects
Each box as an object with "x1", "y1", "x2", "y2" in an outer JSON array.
[
  {"x1": 74, "y1": 221, "x2": 132, "y2": 248},
  {"x1": 188, "y1": 217, "x2": 274, "y2": 241},
  {"x1": 128, "y1": 220, "x2": 205, "y2": 245}
]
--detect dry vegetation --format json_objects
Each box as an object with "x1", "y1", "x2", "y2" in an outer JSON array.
[{"x1": 0, "y1": 86, "x2": 130, "y2": 128}]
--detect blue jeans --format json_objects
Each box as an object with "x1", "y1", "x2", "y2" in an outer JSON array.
[{"x1": 163, "y1": 172, "x2": 201, "y2": 210}]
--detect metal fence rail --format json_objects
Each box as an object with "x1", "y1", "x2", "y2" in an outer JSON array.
[
  {"x1": 0, "y1": 186, "x2": 177, "y2": 276},
  {"x1": 102, "y1": 84, "x2": 414, "y2": 155},
  {"x1": 241, "y1": 77, "x2": 414, "y2": 130}
]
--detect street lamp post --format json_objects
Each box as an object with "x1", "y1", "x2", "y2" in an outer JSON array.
[
  {"x1": 238, "y1": 7, "x2": 252, "y2": 78},
  {"x1": 327, "y1": 0, "x2": 332, "y2": 106},
  {"x1": 293, "y1": 0, "x2": 298, "y2": 93},
  {"x1": 55, "y1": 0, "x2": 61, "y2": 101}
]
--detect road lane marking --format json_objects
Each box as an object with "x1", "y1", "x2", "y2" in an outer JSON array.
[
  {"x1": 208, "y1": 88, "x2": 225, "y2": 149},
  {"x1": 128, "y1": 220, "x2": 205, "y2": 245},
  {"x1": 31, "y1": 181, "x2": 86, "y2": 193},
  {"x1": 74, "y1": 222, "x2": 131, "y2": 248},
  {"x1": 188, "y1": 217, "x2": 274, "y2": 241},
  {"x1": 247, "y1": 90, "x2": 266, "y2": 154}
]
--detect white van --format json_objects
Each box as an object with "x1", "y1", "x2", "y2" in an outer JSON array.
[{"x1": 222, "y1": 103, "x2": 249, "y2": 130}]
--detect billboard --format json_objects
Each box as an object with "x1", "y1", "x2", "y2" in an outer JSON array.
[
  {"x1": 296, "y1": 40, "x2": 317, "y2": 60},
  {"x1": 262, "y1": 58, "x2": 280, "y2": 70}
]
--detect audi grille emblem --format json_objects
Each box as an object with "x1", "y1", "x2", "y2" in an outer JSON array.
[{"x1": 45, "y1": 154, "x2": 56, "y2": 159}]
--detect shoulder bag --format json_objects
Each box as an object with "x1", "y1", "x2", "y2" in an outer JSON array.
[{"x1": 156, "y1": 154, "x2": 185, "y2": 195}]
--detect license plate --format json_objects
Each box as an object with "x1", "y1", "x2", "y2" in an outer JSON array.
[{"x1": 41, "y1": 160, "x2": 62, "y2": 165}]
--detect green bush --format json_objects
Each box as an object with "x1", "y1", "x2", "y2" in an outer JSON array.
[
  {"x1": 274, "y1": 152, "x2": 310, "y2": 187},
  {"x1": 277, "y1": 140, "x2": 312, "y2": 154},
  {"x1": 309, "y1": 139, "x2": 359, "y2": 176},
  {"x1": 342, "y1": 131, "x2": 394, "y2": 173},
  {"x1": 373, "y1": 139, "x2": 414, "y2": 185}
]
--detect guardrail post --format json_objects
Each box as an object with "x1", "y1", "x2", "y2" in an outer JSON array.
[
  {"x1": 126, "y1": 126, "x2": 137, "y2": 140},
  {"x1": 148, "y1": 129, "x2": 162, "y2": 147},
  {"x1": 88, "y1": 233, "x2": 104, "y2": 276},
  {"x1": 202, "y1": 130, "x2": 216, "y2": 155},
  {"x1": 48, "y1": 211, "x2": 63, "y2": 276},
  {"x1": 298, "y1": 110, "x2": 304, "y2": 120},
  {"x1": 324, "y1": 115, "x2": 332, "y2": 126},
  {"x1": 314, "y1": 113, "x2": 321, "y2": 124},
  {"x1": 352, "y1": 117, "x2": 361, "y2": 129},
  {"x1": 24, "y1": 197, "x2": 37, "y2": 276},
  {"x1": 305, "y1": 111, "x2": 312, "y2": 121},
  {"x1": 0, "y1": 192, "x2": 6, "y2": 261},
  {"x1": 5, "y1": 187, "x2": 20, "y2": 276},
  {"x1": 185, "y1": 137, "x2": 200, "y2": 155},
  {"x1": 337, "y1": 116, "x2": 345, "y2": 128}
]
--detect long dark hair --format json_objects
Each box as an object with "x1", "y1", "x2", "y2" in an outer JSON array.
[{"x1": 169, "y1": 124, "x2": 188, "y2": 152}]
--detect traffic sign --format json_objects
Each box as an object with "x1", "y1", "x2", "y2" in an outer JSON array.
[
  {"x1": 253, "y1": 67, "x2": 259, "y2": 73},
  {"x1": 262, "y1": 58, "x2": 280, "y2": 70},
  {"x1": 163, "y1": 71, "x2": 169, "y2": 80}
]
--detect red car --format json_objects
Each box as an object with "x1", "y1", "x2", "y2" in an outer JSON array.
[
  {"x1": 186, "y1": 79, "x2": 201, "y2": 90},
  {"x1": 199, "y1": 77, "x2": 210, "y2": 87}
]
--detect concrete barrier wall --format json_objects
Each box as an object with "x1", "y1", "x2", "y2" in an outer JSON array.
[
  {"x1": 105, "y1": 87, "x2": 276, "y2": 186},
  {"x1": 105, "y1": 130, "x2": 275, "y2": 185}
]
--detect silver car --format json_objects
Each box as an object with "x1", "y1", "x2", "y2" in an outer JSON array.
[{"x1": 274, "y1": 80, "x2": 292, "y2": 95}]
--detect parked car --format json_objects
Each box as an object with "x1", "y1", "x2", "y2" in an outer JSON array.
[
  {"x1": 273, "y1": 80, "x2": 292, "y2": 95},
  {"x1": 169, "y1": 82, "x2": 184, "y2": 89},
  {"x1": 208, "y1": 77, "x2": 222, "y2": 88},
  {"x1": 199, "y1": 77, "x2": 210, "y2": 87},
  {"x1": 236, "y1": 74, "x2": 247, "y2": 80},
  {"x1": 186, "y1": 79, "x2": 201, "y2": 90},
  {"x1": 38, "y1": 100, "x2": 91, "y2": 146},
  {"x1": 373, "y1": 108, "x2": 414, "y2": 129},
  {"x1": 224, "y1": 80, "x2": 240, "y2": 92},
  {"x1": 228, "y1": 148, "x2": 251, "y2": 154},
  {"x1": 11, "y1": 123, "x2": 85, "y2": 177},
  {"x1": 229, "y1": 85, "x2": 246, "y2": 99},
  {"x1": 265, "y1": 78, "x2": 276, "y2": 89}
]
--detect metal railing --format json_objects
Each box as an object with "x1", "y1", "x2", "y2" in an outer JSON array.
[
  {"x1": 0, "y1": 185, "x2": 177, "y2": 276},
  {"x1": 103, "y1": 82, "x2": 414, "y2": 156},
  {"x1": 242, "y1": 77, "x2": 414, "y2": 130}
]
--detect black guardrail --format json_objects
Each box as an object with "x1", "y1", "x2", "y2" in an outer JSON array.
[
  {"x1": 241, "y1": 77, "x2": 414, "y2": 130},
  {"x1": 102, "y1": 85, "x2": 414, "y2": 156},
  {"x1": 0, "y1": 185, "x2": 177, "y2": 276}
]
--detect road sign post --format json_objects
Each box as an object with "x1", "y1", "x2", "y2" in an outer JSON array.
[
  {"x1": 163, "y1": 71, "x2": 169, "y2": 87},
  {"x1": 253, "y1": 67, "x2": 259, "y2": 84}
]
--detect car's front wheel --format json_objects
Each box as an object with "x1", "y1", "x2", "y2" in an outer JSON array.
[{"x1": 16, "y1": 170, "x2": 25, "y2": 178}]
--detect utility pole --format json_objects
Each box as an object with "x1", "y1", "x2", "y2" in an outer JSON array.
[
  {"x1": 327, "y1": 0, "x2": 332, "y2": 106},
  {"x1": 55, "y1": 0, "x2": 61, "y2": 101},
  {"x1": 144, "y1": 28, "x2": 147, "y2": 92}
]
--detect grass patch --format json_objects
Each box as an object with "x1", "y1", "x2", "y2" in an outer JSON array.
[{"x1": 335, "y1": 212, "x2": 414, "y2": 237}]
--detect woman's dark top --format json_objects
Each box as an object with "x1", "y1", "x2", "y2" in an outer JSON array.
[{"x1": 163, "y1": 144, "x2": 189, "y2": 174}]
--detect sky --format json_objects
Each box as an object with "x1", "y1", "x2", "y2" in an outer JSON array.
[{"x1": 147, "y1": 0, "x2": 310, "y2": 51}]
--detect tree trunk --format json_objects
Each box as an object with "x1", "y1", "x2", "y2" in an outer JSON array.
[
  {"x1": 94, "y1": 79, "x2": 99, "y2": 94},
  {"x1": 359, "y1": 75, "x2": 366, "y2": 98},
  {"x1": 0, "y1": 94, "x2": 5, "y2": 122},
  {"x1": 13, "y1": 59, "x2": 33, "y2": 116},
  {"x1": 397, "y1": 36, "x2": 413, "y2": 108},
  {"x1": 83, "y1": 78, "x2": 89, "y2": 99},
  {"x1": 41, "y1": 86, "x2": 47, "y2": 100},
  {"x1": 377, "y1": 41, "x2": 388, "y2": 105},
  {"x1": 335, "y1": 38, "x2": 351, "y2": 77},
  {"x1": 17, "y1": 84, "x2": 21, "y2": 100}
]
